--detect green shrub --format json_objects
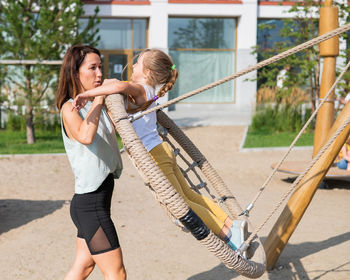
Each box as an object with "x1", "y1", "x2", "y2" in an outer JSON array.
[
  {"x1": 7, "y1": 111, "x2": 25, "y2": 131},
  {"x1": 250, "y1": 104, "x2": 313, "y2": 133},
  {"x1": 34, "y1": 108, "x2": 61, "y2": 132}
]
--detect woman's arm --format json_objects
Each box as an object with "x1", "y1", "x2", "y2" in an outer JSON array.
[
  {"x1": 73, "y1": 79, "x2": 147, "y2": 110},
  {"x1": 62, "y1": 96, "x2": 105, "y2": 145}
]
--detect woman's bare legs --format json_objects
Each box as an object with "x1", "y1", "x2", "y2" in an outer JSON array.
[
  {"x1": 64, "y1": 238, "x2": 126, "y2": 280},
  {"x1": 93, "y1": 248, "x2": 126, "y2": 280},
  {"x1": 64, "y1": 238, "x2": 95, "y2": 280}
]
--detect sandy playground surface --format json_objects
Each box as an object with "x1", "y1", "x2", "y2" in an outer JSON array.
[{"x1": 0, "y1": 125, "x2": 350, "y2": 280}]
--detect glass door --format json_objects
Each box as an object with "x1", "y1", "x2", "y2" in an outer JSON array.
[
  {"x1": 102, "y1": 51, "x2": 134, "y2": 81},
  {"x1": 108, "y1": 54, "x2": 128, "y2": 80}
]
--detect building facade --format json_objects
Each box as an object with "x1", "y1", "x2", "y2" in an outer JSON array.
[{"x1": 81, "y1": 0, "x2": 337, "y2": 126}]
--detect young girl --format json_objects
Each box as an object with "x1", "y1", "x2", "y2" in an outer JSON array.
[{"x1": 73, "y1": 48, "x2": 247, "y2": 252}]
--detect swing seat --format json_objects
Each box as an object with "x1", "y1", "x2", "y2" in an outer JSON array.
[{"x1": 105, "y1": 93, "x2": 266, "y2": 279}]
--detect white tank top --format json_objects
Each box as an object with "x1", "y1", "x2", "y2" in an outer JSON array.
[
  {"x1": 61, "y1": 100, "x2": 123, "y2": 194},
  {"x1": 130, "y1": 84, "x2": 162, "y2": 152}
]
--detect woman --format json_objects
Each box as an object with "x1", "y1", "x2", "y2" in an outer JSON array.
[{"x1": 56, "y1": 45, "x2": 125, "y2": 280}]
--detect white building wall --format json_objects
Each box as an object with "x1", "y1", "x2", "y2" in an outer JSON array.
[{"x1": 258, "y1": 4, "x2": 293, "y2": 18}]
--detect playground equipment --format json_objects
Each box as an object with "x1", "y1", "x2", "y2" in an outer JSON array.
[
  {"x1": 104, "y1": 7, "x2": 350, "y2": 276},
  {"x1": 106, "y1": 95, "x2": 266, "y2": 277}
]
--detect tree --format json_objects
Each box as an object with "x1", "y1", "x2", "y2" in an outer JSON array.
[
  {"x1": 0, "y1": 65, "x2": 8, "y2": 128},
  {"x1": 0, "y1": 0, "x2": 100, "y2": 144},
  {"x1": 255, "y1": 0, "x2": 322, "y2": 111},
  {"x1": 255, "y1": 0, "x2": 350, "y2": 111}
]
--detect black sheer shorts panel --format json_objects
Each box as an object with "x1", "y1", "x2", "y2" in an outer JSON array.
[{"x1": 70, "y1": 174, "x2": 120, "y2": 255}]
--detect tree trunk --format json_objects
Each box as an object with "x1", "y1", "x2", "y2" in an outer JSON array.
[
  {"x1": 25, "y1": 106, "x2": 35, "y2": 144},
  {"x1": 25, "y1": 65, "x2": 35, "y2": 144}
]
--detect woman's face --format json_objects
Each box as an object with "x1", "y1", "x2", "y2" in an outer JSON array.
[
  {"x1": 78, "y1": 53, "x2": 102, "y2": 92},
  {"x1": 131, "y1": 53, "x2": 146, "y2": 83}
]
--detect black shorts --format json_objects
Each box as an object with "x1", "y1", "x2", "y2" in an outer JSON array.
[{"x1": 70, "y1": 174, "x2": 120, "y2": 255}]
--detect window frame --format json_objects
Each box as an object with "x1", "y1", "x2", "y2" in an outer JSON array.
[{"x1": 81, "y1": 16, "x2": 149, "y2": 79}]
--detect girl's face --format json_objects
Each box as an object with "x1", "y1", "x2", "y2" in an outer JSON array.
[
  {"x1": 78, "y1": 53, "x2": 102, "y2": 92},
  {"x1": 131, "y1": 53, "x2": 147, "y2": 83}
]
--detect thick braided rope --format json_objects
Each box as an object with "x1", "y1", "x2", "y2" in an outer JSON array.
[
  {"x1": 199, "y1": 231, "x2": 265, "y2": 279},
  {"x1": 105, "y1": 94, "x2": 266, "y2": 278},
  {"x1": 241, "y1": 59, "x2": 350, "y2": 217},
  {"x1": 245, "y1": 113, "x2": 350, "y2": 247},
  {"x1": 134, "y1": 23, "x2": 350, "y2": 121}
]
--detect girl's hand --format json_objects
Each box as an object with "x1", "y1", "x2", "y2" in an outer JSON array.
[{"x1": 72, "y1": 93, "x2": 89, "y2": 111}]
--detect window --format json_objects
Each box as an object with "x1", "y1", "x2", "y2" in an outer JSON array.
[
  {"x1": 257, "y1": 18, "x2": 318, "y2": 58},
  {"x1": 256, "y1": 18, "x2": 319, "y2": 90},
  {"x1": 168, "y1": 17, "x2": 236, "y2": 103},
  {"x1": 81, "y1": 18, "x2": 148, "y2": 80},
  {"x1": 257, "y1": 19, "x2": 286, "y2": 54}
]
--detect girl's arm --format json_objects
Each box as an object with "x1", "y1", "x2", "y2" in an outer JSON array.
[
  {"x1": 62, "y1": 96, "x2": 105, "y2": 145},
  {"x1": 73, "y1": 79, "x2": 147, "y2": 110}
]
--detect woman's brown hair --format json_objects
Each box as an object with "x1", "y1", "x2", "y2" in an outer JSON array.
[
  {"x1": 128, "y1": 48, "x2": 178, "y2": 113},
  {"x1": 56, "y1": 45, "x2": 101, "y2": 110}
]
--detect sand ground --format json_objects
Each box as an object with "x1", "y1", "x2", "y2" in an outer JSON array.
[{"x1": 1, "y1": 126, "x2": 349, "y2": 280}]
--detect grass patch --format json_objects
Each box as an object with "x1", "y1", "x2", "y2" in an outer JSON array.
[
  {"x1": 243, "y1": 130, "x2": 314, "y2": 148},
  {"x1": 0, "y1": 130, "x2": 65, "y2": 154},
  {"x1": 0, "y1": 130, "x2": 123, "y2": 155}
]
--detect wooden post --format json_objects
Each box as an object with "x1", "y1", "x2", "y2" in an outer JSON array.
[
  {"x1": 313, "y1": 0, "x2": 339, "y2": 156},
  {"x1": 264, "y1": 101, "x2": 350, "y2": 270}
]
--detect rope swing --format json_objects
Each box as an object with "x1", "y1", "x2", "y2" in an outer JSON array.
[
  {"x1": 105, "y1": 22, "x2": 350, "y2": 278},
  {"x1": 106, "y1": 94, "x2": 266, "y2": 278}
]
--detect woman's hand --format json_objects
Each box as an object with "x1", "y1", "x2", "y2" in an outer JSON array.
[{"x1": 72, "y1": 93, "x2": 90, "y2": 111}]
